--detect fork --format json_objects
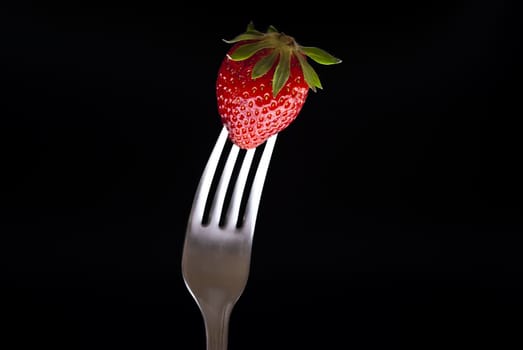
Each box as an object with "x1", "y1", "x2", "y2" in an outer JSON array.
[{"x1": 182, "y1": 126, "x2": 277, "y2": 350}]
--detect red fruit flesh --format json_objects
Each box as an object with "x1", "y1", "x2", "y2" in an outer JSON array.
[{"x1": 216, "y1": 47, "x2": 309, "y2": 149}]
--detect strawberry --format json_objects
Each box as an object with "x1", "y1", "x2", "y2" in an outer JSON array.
[{"x1": 216, "y1": 22, "x2": 342, "y2": 149}]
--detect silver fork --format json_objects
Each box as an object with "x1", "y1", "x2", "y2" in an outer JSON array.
[{"x1": 182, "y1": 126, "x2": 277, "y2": 350}]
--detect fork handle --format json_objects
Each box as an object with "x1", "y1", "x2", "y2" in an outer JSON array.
[{"x1": 200, "y1": 302, "x2": 234, "y2": 350}]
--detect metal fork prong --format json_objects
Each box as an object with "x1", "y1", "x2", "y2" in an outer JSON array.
[
  {"x1": 224, "y1": 148, "x2": 255, "y2": 230},
  {"x1": 189, "y1": 127, "x2": 229, "y2": 226},
  {"x1": 242, "y1": 134, "x2": 278, "y2": 232},
  {"x1": 207, "y1": 143, "x2": 240, "y2": 226}
]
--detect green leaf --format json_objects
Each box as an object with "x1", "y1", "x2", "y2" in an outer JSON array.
[
  {"x1": 273, "y1": 50, "x2": 291, "y2": 96},
  {"x1": 252, "y1": 50, "x2": 278, "y2": 79},
  {"x1": 296, "y1": 54, "x2": 322, "y2": 92},
  {"x1": 222, "y1": 21, "x2": 264, "y2": 43},
  {"x1": 245, "y1": 27, "x2": 263, "y2": 36},
  {"x1": 300, "y1": 46, "x2": 342, "y2": 65},
  {"x1": 246, "y1": 21, "x2": 256, "y2": 31},
  {"x1": 228, "y1": 41, "x2": 275, "y2": 61},
  {"x1": 222, "y1": 33, "x2": 263, "y2": 44},
  {"x1": 267, "y1": 25, "x2": 279, "y2": 33}
]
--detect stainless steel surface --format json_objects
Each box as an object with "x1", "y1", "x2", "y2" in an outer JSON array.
[{"x1": 182, "y1": 126, "x2": 277, "y2": 350}]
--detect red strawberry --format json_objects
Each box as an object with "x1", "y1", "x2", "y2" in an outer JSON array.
[{"x1": 216, "y1": 22, "x2": 342, "y2": 149}]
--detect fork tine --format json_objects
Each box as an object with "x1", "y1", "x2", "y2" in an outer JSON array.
[
  {"x1": 223, "y1": 148, "x2": 255, "y2": 230},
  {"x1": 189, "y1": 127, "x2": 229, "y2": 227},
  {"x1": 242, "y1": 134, "x2": 278, "y2": 232},
  {"x1": 207, "y1": 143, "x2": 240, "y2": 225}
]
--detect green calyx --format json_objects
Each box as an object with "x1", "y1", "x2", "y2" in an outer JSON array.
[{"x1": 223, "y1": 21, "x2": 342, "y2": 97}]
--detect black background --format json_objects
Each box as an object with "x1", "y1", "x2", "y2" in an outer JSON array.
[{"x1": 1, "y1": 0, "x2": 522, "y2": 348}]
